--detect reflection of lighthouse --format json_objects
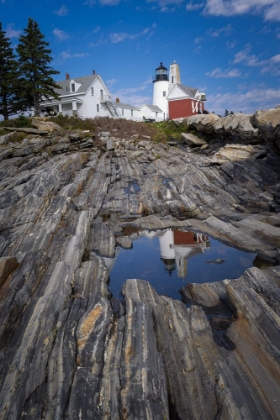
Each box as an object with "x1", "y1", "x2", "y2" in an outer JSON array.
[
  {"x1": 159, "y1": 229, "x2": 210, "y2": 279},
  {"x1": 159, "y1": 229, "x2": 176, "y2": 275}
]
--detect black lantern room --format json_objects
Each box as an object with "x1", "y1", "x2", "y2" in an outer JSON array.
[{"x1": 153, "y1": 62, "x2": 168, "y2": 82}]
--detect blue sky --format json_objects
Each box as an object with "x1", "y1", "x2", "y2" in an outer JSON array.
[{"x1": 1, "y1": 0, "x2": 280, "y2": 115}]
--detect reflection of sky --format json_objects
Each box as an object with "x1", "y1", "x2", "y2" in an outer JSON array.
[{"x1": 108, "y1": 231, "x2": 256, "y2": 301}]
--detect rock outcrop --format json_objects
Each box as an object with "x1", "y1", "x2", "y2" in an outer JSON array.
[
  {"x1": 184, "y1": 112, "x2": 260, "y2": 141},
  {"x1": 183, "y1": 107, "x2": 280, "y2": 152},
  {"x1": 251, "y1": 107, "x2": 280, "y2": 151},
  {"x1": 0, "y1": 115, "x2": 280, "y2": 419}
]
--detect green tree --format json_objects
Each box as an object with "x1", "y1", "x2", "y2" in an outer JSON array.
[
  {"x1": 0, "y1": 22, "x2": 19, "y2": 120},
  {"x1": 16, "y1": 18, "x2": 60, "y2": 116},
  {"x1": 224, "y1": 109, "x2": 229, "y2": 117}
]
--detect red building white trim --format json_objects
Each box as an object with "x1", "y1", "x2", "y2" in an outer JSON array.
[{"x1": 167, "y1": 84, "x2": 206, "y2": 120}]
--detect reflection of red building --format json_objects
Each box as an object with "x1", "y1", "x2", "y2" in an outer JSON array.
[{"x1": 174, "y1": 231, "x2": 208, "y2": 246}]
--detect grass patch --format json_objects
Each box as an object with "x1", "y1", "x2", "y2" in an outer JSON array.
[
  {"x1": 0, "y1": 115, "x2": 193, "y2": 145},
  {"x1": 152, "y1": 120, "x2": 190, "y2": 143}
]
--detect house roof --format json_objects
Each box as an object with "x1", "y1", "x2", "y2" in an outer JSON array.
[
  {"x1": 55, "y1": 75, "x2": 99, "y2": 96},
  {"x1": 115, "y1": 102, "x2": 139, "y2": 110},
  {"x1": 177, "y1": 84, "x2": 198, "y2": 98},
  {"x1": 140, "y1": 104, "x2": 163, "y2": 113},
  {"x1": 167, "y1": 84, "x2": 199, "y2": 100}
]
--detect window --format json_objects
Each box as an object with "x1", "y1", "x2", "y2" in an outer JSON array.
[
  {"x1": 163, "y1": 91, "x2": 166, "y2": 97},
  {"x1": 131, "y1": 110, "x2": 133, "y2": 117},
  {"x1": 171, "y1": 76, "x2": 174, "y2": 83},
  {"x1": 100, "y1": 89, "x2": 104, "y2": 100},
  {"x1": 97, "y1": 104, "x2": 99, "y2": 112},
  {"x1": 71, "y1": 83, "x2": 75, "y2": 93},
  {"x1": 91, "y1": 87, "x2": 94, "y2": 96}
]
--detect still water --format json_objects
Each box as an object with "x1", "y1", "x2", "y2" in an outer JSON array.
[{"x1": 109, "y1": 228, "x2": 256, "y2": 301}]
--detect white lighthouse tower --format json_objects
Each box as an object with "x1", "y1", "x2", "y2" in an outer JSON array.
[{"x1": 152, "y1": 62, "x2": 169, "y2": 119}]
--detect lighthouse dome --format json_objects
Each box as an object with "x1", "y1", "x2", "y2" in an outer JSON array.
[{"x1": 153, "y1": 62, "x2": 168, "y2": 82}]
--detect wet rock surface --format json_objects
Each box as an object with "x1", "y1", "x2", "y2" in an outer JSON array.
[{"x1": 0, "y1": 114, "x2": 280, "y2": 419}]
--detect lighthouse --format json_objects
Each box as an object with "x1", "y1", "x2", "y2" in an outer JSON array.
[{"x1": 152, "y1": 62, "x2": 169, "y2": 119}]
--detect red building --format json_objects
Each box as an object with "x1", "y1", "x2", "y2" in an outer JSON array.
[{"x1": 168, "y1": 84, "x2": 206, "y2": 120}]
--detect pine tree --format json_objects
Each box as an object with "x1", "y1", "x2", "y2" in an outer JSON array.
[
  {"x1": 16, "y1": 18, "x2": 60, "y2": 116},
  {"x1": 0, "y1": 22, "x2": 19, "y2": 120}
]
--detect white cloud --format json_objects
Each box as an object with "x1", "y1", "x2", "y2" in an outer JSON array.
[
  {"x1": 207, "y1": 23, "x2": 233, "y2": 37},
  {"x1": 147, "y1": 0, "x2": 184, "y2": 6},
  {"x1": 54, "y1": 5, "x2": 69, "y2": 16},
  {"x1": 106, "y1": 78, "x2": 118, "y2": 88},
  {"x1": 194, "y1": 36, "x2": 203, "y2": 43},
  {"x1": 84, "y1": 0, "x2": 120, "y2": 5},
  {"x1": 232, "y1": 46, "x2": 280, "y2": 75},
  {"x1": 100, "y1": 0, "x2": 120, "y2": 4},
  {"x1": 206, "y1": 67, "x2": 241, "y2": 78},
  {"x1": 193, "y1": 46, "x2": 202, "y2": 53},
  {"x1": 61, "y1": 51, "x2": 89, "y2": 59},
  {"x1": 5, "y1": 23, "x2": 21, "y2": 38},
  {"x1": 89, "y1": 37, "x2": 107, "y2": 47},
  {"x1": 270, "y1": 54, "x2": 280, "y2": 63},
  {"x1": 109, "y1": 27, "x2": 153, "y2": 43},
  {"x1": 111, "y1": 79, "x2": 151, "y2": 106},
  {"x1": 226, "y1": 40, "x2": 236, "y2": 49},
  {"x1": 84, "y1": 0, "x2": 95, "y2": 6},
  {"x1": 203, "y1": 0, "x2": 280, "y2": 21},
  {"x1": 53, "y1": 28, "x2": 69, "y2": 41},
  {"x1": 259, "y1": 25, "x2": 271, "y2": 34},
  {"x1": 111, "y1": 90, "x2": 151, "y2": 106},
  {"x1": 92, "y1": 26, "x2": 101, "y2": 33},
  {"x1": 233, "y1": 46, "x2": 266, "y2": 67},
  {"x1": 260, "y1": 54, "x2": 280, "y2": 75},
  {"x1": 207, "y1": 87, "x2": 280, "y2": 115},
  {"x1": 109, "y1": 32, "x2": 129, "y2": 43},
  {"x1": 186, "y1": 2, "x2": 204, "y2": 10},
  {"x1": 264, "y1": 3, "x2": 280, "y2": 21}
]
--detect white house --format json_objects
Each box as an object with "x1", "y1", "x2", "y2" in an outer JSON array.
[
  {"x1": 138, "y1": 104, "x2": 163, "y2": 122},
  {"x1": 114, "y1": 101, "x2": 140, "y2": 120},
  {"x1": 39, "y1": 72, "x2": 121, "y2": 119}
]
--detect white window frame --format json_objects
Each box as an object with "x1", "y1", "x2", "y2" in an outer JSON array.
[
  {"x1": 71, "y1": 83, "x2": 75, "y2": 93},
  {"x1": 91, "y1": 87, "x2": 94, "y2": 96},
  {"x1": 163, "y1": 91, "x2": 166, "y2": 97},
  {"x1": 97, "y1": 104, "x2": 100, "y2": 112}
]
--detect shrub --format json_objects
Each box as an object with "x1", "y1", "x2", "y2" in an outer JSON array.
[{"x1": 0, "y1": 115, "x2": 32, "y2": 128}]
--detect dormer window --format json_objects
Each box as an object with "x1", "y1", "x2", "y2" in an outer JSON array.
[{"x1": 71, "y1": 83, "x2": 75, "y2": 93}]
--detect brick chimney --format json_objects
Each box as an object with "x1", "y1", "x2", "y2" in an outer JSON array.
[
  {"x1": 116, "y1": 98, "x2": 120, "y2": 103},
  {"x1": 66, "y1": 72, "x2": 70, "y2": 80}
]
